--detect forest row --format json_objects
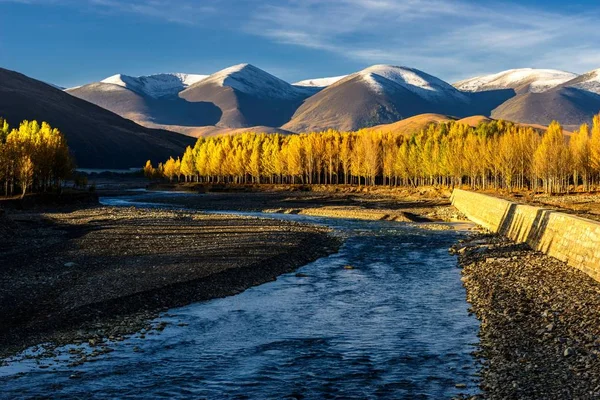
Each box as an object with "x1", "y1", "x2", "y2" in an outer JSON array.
[{"x1": 146, "y1": 116, "x2": 600, "y2": 194}]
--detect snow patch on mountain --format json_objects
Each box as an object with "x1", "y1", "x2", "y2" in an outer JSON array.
[
  {"x1": 454, "y1": 68, "x2": 577, "y2": 93},
  {"x1": 197, "y1": 63, "x2": 308, "y2": 99},
  {"x1": 293, "y1": 75, "x2": 347, "y2": 88},
  {"x1": 354, "y1": 65, "x2": 469, "y2": 102},
  {"x1": 565, "y1": 69, "x2": 600, "y2": 95},
  {"x1": 100, "y1": 73, "x2": 208, "y2": 98}
]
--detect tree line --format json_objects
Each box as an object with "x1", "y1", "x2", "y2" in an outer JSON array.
[
  {"x1": 0, "y1": 118, "x2": 74, "y2": 197},
  {"x1": 145, "y1": 115, "x2": 600, "y2": 194}
]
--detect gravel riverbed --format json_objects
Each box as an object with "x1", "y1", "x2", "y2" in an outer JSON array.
[
  {"x1": 452, "y1": 234, "x2": 600, "y2": 399},
  {"x1": 0, "y1": 206, "x2": 340, "y2": 360}
]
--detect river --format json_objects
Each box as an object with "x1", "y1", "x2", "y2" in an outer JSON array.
[{"x1": 0, "y1": 192, "x2": 480, "y2": 399}]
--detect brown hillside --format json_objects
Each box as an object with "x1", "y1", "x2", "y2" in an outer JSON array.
[{"x1": 361, "y1": 113, "x2": 455, "y2": 135}]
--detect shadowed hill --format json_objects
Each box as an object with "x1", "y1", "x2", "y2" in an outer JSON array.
[
  {"x1": 491, "y1": 87, "x2": 600, "y2": 127},
  {"x1": 0, "y1": 68, "x2": 194, "y2": 168},
  {"x1": 68, "y1": 83, "x2": 222, "y2": 129}
]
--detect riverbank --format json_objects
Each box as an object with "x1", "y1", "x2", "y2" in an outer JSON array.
[
  {"x1": 453, "y1": 234, "x2": 600, "y2": 399},
  {"x1": 133, "y1": 183, "x2": 462, "y2": 222},
  {"x1": 0, "y1": 205, "x2": 340, "y2": 360}
]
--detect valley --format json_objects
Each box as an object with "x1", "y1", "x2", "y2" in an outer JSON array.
[{"x1": 5, "y1": 1, "x2": 600, "y2": 398}]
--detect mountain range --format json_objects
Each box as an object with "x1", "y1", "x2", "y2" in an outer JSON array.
[
  {"x1": 65, "y1": 64, "x2": 600, "y2": 134},
  {"x1": 2, "y1": 63, "x2": 600, "y2": 169}
]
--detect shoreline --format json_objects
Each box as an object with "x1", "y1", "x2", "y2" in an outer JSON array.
[
  {"x1": 453, "y1": 234, "x2": 600, "y2": 399},
  {"x1": 0, "y1": 204, "x2": 341, "y2": 360}
]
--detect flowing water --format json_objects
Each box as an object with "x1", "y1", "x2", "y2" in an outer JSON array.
[{"x1": 0, "y1": 192, "x2": 480, "y2": 399}]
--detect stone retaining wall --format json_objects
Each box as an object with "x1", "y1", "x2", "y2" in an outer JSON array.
[{"x1": 451, "y1": 189, "x2": 600, "y2": 282}]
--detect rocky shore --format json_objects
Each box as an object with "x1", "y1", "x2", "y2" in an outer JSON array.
[
  {"x1": 0, "y1": 206, "x2": 340, "y2": 360},
  {"x1": 452, "y1": 234, "x2": 600, "y2": 399}
]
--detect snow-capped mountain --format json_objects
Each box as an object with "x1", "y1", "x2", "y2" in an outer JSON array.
[
  {"x1": 283, "y1": 65, "x2": 481, "y2": 132},
  {"x1": 492, "y1": 68, "x2": 600, "y2": 127},
  {"x1": 454, "y1": 68, "x2": 577, "y2": 94},
  {"x1": 67, "y1": 72, "x2": 221, "y2": 132},
  {"x1": 189, "y1": 63, "x2": 311, "y2": 100},
  {"x1": 354, "y1": 65, "x2": 470, "y2": 102},
  {"x1": 99, "y1": 72, "x2": 208, "y2": 98},
  {"x1": 293, "y1": 75, "x2": 347, "y2": 88},
  {"x1": 179, "y1": 64, "x2": 312, "y2": 128}
]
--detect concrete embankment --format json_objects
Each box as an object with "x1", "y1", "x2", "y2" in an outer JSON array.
[{"x1": 451, "y1": 189, "x2": 600, "y2": 282}]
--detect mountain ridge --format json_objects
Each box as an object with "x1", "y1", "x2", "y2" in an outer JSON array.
[
  {"x1": 61, "y1": 63, "x2": 600, "y2": 135},
  {"x1": 454, "y1": 68, "x2": 577, "y2": 94}
]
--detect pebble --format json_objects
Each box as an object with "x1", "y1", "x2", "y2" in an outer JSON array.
[{"x1": 564, "y1": 347, "x2": 575, "y2": 357}]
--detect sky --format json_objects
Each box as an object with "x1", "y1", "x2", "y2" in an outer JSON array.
[{"x1": 1, "y1": 0, "x2": 600, "y2": 88}]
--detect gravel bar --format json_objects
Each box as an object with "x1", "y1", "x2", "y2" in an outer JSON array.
[
  {"x1": 0, "y1": 206, "x2": 340, "y2": 359},
  {"x1": 452, "y1": 234, "x2": 600, "y2": 399}
]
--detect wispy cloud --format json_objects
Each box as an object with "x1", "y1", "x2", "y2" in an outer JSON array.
[
  {"x1": 0, "y1": 0, "x2": 220, "y2": 24},
  {"x1": 243, "y1": 0, "x2": 600, "y2": 80},
  {"x1": 88, "y1": 0, "x2": 218, "y2": 24},
  {"x1": 4, "y1": 0, "x2": 600, "y2": 80}
]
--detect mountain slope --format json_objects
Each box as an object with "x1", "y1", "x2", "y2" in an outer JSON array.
[
  {"x1": 491, "y1": 86, "x2": 600, "y2": 127},
  {"x1": 455, "y1": 68, "x2": 577, "y2": 94},
  {"x1": 283, "y1": 65, "x2": 483, "y2": 132},
  {"x1": 182, "y1": 125, "x2": 294, "y2": 138},
  {"x1": 0, "y1": 68, "x2": 194, "y2": 168},
  {"x1": 67, "y1": 82, "x2": 222, "y2": 130},
  {"x1": 491, "y1": 68, "x2": 600, "y2": 127},
  {"x1": 179, "y1": 64, "x2": 313, "y2": 128}
]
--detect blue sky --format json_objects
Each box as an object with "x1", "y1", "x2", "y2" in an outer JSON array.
[{"x1": 1, "y1": 0, "x2": 600, "y2": 87}]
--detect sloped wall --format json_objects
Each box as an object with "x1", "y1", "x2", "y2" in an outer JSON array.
[{"x1": 451, "y1": 189, "x2": 600, "y2": 282}]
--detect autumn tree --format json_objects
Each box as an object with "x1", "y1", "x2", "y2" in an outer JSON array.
[
  {"x1": 163, "y1": 157, "x2": 177, "y2": 182},
  {"x1": 143, "y1": 160, "x2": 154, "y2": 180},
  {"x1": 534, "y1": 121, "x2": 570, "y2": 193},
  {"x1": 570, "y1": 123, "x2": 592, "y2": 191},
  {"x1": 180, "y1": 146, "x2": 196, "y2": 182},
  {"x1": 590, "y1": 115, "x2": 600, "y2": 187}
]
